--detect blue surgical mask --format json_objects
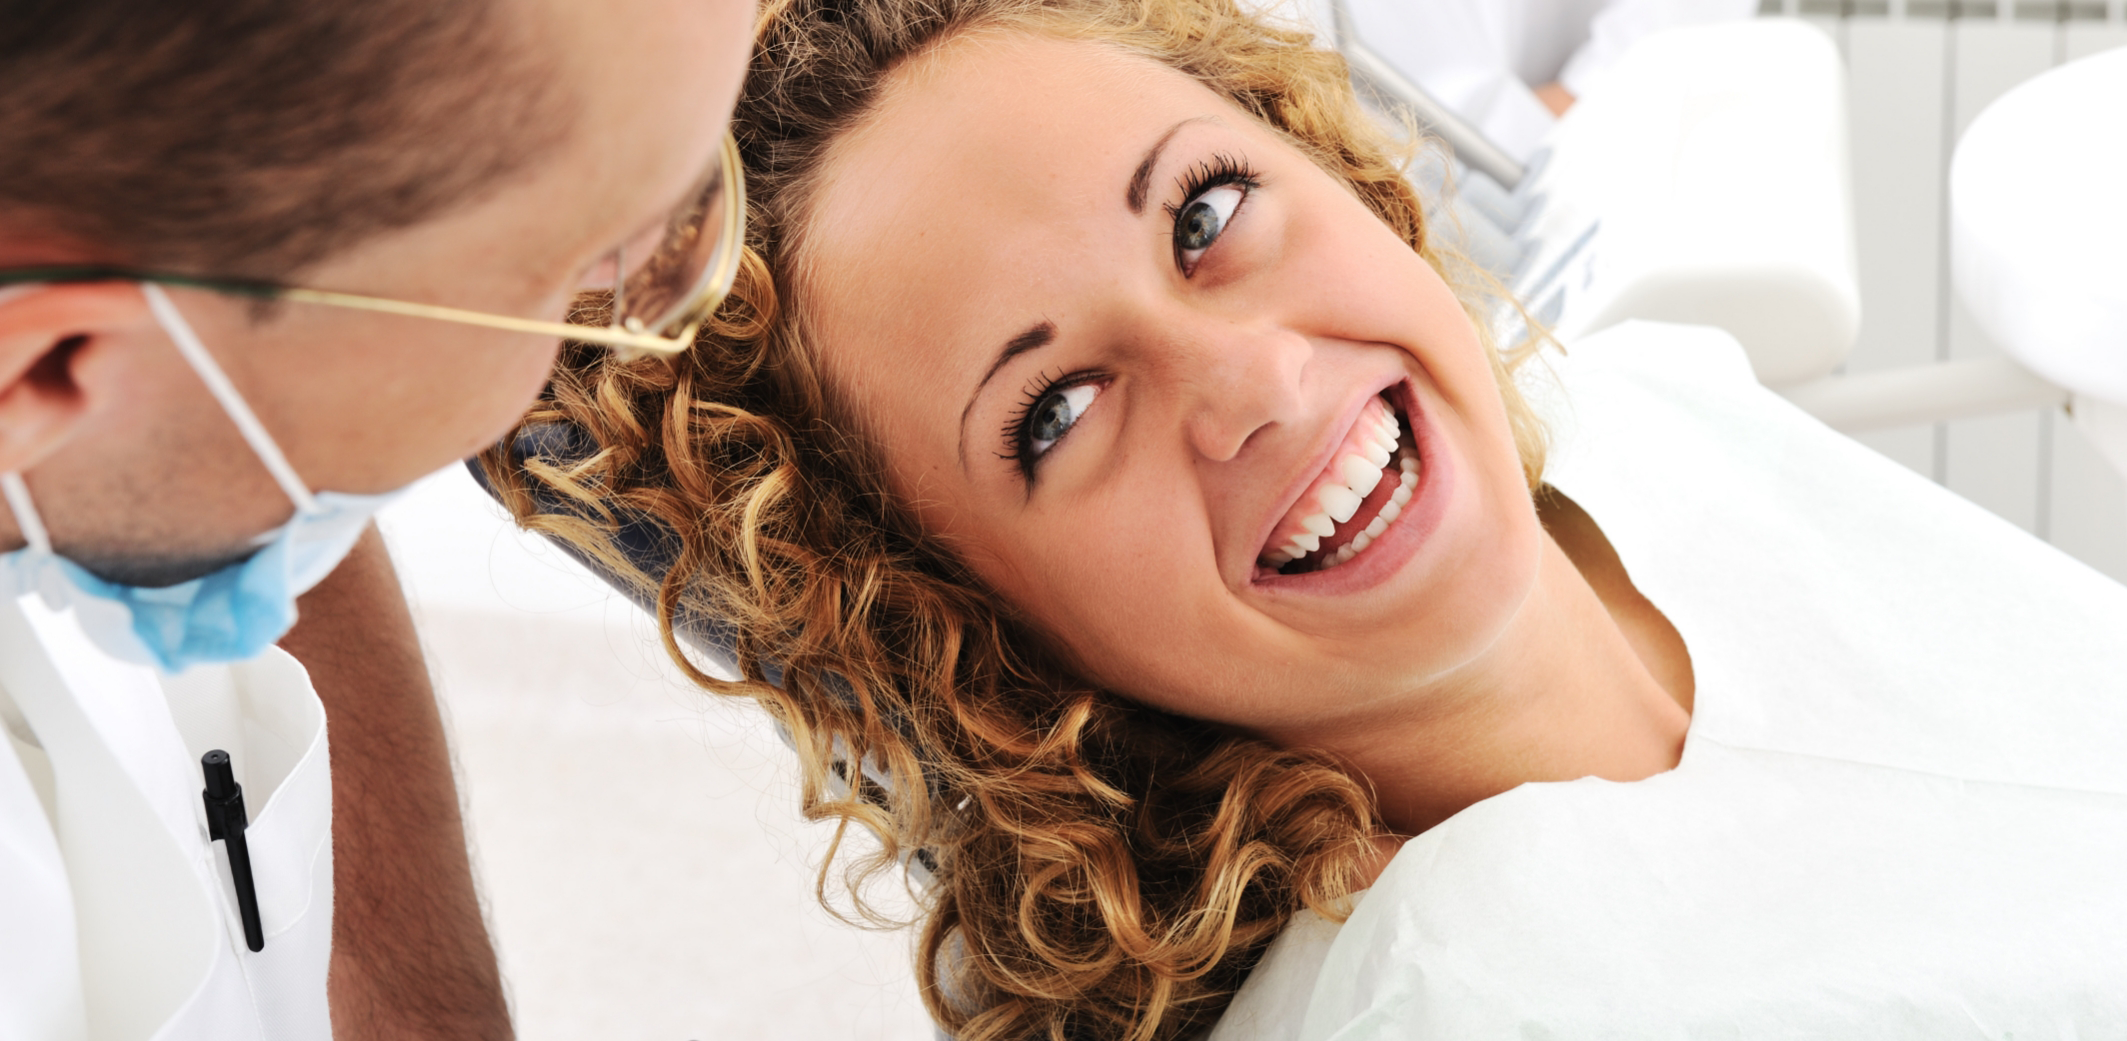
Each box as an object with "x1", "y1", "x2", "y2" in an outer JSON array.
[{"x1": 0, "y1": 283, "x2": 409, "y2": 671}]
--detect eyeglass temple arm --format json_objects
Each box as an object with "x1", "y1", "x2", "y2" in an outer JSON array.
[
  {"x1": 274, "y1": 288, "x2": 694, "y2": 356},
  {"x1": 0, "y1": 268, "x2": 692, "y2": 357}
]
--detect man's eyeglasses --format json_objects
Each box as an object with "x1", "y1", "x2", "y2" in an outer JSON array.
[{"x1": 0, "y1": 133, "x2": 746, "y2": 359}]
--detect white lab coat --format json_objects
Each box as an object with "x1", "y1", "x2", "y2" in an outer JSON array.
[
  {"x1": 1330, "y1": 0, "x2": 1759, "y2": 162},
  {"x1": 0, "y1": 593, "x2": 334, "y2": 1041}
]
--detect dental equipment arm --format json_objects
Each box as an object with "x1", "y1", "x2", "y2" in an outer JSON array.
[
  {"x1": 280, "y1": 526, "x2": 513, "y2": 1041},
  {"x1": 1328, "y1": 0, "x2": 1527, "y2": 191}
]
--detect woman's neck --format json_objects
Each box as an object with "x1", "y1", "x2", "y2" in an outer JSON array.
[{"x1": 1321, "y1": 491, "x2": 1694, "y2": 839}]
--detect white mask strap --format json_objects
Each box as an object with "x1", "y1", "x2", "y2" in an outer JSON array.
[
  {"x1": 1, "y1": 472, "x2": 53, "y2": 554},
  {"x1": 142, "y1": 284, "x2": 322, "y2": 517}
]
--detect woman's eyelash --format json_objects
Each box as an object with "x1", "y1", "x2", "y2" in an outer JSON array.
[
  {"x1": 1001, "y1": 368, "x2": 1062, "y2": 462},
  {"x1": 1166, "y1": 153, "x2": 1261, "y2": 276},
  {"x1": 1163, "y1": 153, "x2": 1261, "y2": 222},
  {"x1": 1001, "y1": 368, "x2": 1101, "y2": 482}
]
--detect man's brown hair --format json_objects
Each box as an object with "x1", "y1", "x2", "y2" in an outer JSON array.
[{"x1": 0, "y1": 0, "x2": 568, "y2": 278}]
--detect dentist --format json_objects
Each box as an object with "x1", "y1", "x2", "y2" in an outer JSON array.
[{"x1": 0, "y1": 0, "x2": 753, "y2": 1038}]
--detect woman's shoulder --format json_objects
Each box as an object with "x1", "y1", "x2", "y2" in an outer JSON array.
[
  {"x1": 1201, "y1": 907, "x2": 1348, "y2": 1041},
  {"x1": 1521, "y1": 319, "x2": 1782, "y2": 468},
  {"x1": 1540, "y1": 319, "x2": 1766, "y2": 390},
  {"x1": 1533, "y1": 320, "x2": 2127, "y2": 793},
  {"x1": 1256, "y1": 321, "x2": 2127, "y2": 1041},
  {"x1": 1295, "y1": 734, "x2": 2127, "y2": 1040}
]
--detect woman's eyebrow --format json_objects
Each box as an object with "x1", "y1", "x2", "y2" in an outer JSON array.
[
  {"x1": 959, "y1": 320, "x2": 1057, "y2": 471},
  {"x1": 1127, "y1": 116, "x2": 1215, "y2": 214}
]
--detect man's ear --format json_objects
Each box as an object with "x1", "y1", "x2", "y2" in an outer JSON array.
[{"x1": 0, "y1": 281, "x2": 155, "y2": 474}]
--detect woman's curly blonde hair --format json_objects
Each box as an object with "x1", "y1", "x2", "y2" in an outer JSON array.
[{"x1": 484, "y1": 0, "x2": 1547, "y2": 1038}]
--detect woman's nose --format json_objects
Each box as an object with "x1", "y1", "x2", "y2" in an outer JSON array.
[{"x1": 1164, "y1": 321, "x2": 1310, "y2": 463}]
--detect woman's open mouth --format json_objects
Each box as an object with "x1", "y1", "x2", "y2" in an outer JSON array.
[{"x1": 1259, "y1": 390, "x2": 1421, "y2": 574}]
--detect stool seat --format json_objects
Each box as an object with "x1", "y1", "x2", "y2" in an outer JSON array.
[{"x1": 1952, "y1": 45, "x2": 2127, "y2": 405}]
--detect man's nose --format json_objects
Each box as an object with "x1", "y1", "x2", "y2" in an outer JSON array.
[{"x1": 1161, "y1": 320, "x2": 1311, "y2": 463}]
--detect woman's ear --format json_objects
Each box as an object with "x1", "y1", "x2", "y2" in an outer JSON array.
[{"x1": 0, "y1": 282, "x2": 154, "y2": 474}]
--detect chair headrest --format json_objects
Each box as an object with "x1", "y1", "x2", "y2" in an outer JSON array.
[
  {"x1": 467, "y1": 423, "x2": 929, "y2": 815},
  {"x1": 465, "y1": 422, "x2": 744, "y2": 679}
]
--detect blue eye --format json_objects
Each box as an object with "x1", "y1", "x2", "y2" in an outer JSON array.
[
  {"x1": 1174, "y1": 184, "x2": 1245, "y2": 275},
  {"x1": 1025, "y1": 383, "x2": 1099, "y2": 458}
]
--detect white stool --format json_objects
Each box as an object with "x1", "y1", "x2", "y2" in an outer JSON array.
[{"x1": 1952, "y1": 44, "x2": 2127, "y2": 478}]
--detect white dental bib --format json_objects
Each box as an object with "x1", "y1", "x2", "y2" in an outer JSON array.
[{"x1": 1206, "y1": 321, "x2": 2127, "y2": 1041}]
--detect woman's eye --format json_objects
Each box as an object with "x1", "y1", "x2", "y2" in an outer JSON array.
[
  {"x1": 1174, "y1": 184, "x2": 1246, "y2": 275},
  {"x1": 1026, "y1": 383, "x2": 1100, "y2": 458}
]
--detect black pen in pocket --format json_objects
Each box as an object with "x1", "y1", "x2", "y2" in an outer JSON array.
[{"x1": 201, "y1": 749, "x2": 265, "y2": 952}]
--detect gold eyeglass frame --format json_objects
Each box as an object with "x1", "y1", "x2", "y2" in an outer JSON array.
[{"x1": 0, "y1": 134, "x2": 747, "y2": 359}]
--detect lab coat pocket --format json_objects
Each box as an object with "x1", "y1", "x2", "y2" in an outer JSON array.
[
  {"x1": 164, "y1": 650, "x2": 332, "y2": 941},
  {"x1": 163, "y1": 649, "x2": 335, "y2": 1041}
]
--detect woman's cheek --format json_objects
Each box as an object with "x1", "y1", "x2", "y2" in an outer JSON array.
[{"x1": 1019, "y1": 510, "x2": 1165, "y2": 652}]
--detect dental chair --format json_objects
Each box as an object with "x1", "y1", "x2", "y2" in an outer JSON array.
[
  {"x1": 1342, "y1": 7, "x2": 1863, "y2": 386},
  {"x1": 464, "y1": 422, "x2": 936, "y2": 885}
]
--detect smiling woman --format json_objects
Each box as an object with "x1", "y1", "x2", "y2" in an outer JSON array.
[
  {"x1": 480, "y1": 0, "x2": 1677, "y2": 1037},
  {"x1": 484, "y1": 0, "x2": 1651, "y2": 1035},
  {"x1": 484, "y1": 0, "x2": 2127, "y2": 1037}
]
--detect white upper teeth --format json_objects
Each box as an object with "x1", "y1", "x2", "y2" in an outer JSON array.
[
  {"x1": 1360, "y1": 428, "x2": 1393, "y2": 469},
  {"x1": 1338, "y1": 454, "x2": 1382, "y2": 493},
  {"x1": 1262, "y1": 400, "x2": 1417, "y2": 569},
  {"x1": 1321, "y1": 457, "x2": 1418, "y2": 568},
  {"x1": 1318, "y1": 484, "x2": 1364, "y2": 524}
]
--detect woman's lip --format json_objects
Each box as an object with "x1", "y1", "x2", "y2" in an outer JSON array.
[
  {"x1": 1244, "y1": 377, "x2": 1408, "y2": 578},
  {"x1": 1248, "y1": 379, "x2": 1447, "y2": 595}
]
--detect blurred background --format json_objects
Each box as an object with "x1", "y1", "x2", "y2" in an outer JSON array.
[
  {"x1": 1775, "y1": 0, "x2": 2127, "y2": 584},
  {"x1": 376, "y1": 3, "x2": 2127, "y2": 1038},
  {"x1": 377, "y1": 470, "x2": 935, "y2": 1041}
]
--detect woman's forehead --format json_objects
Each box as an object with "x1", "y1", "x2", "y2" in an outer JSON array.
[
  {"x1": 801, "y1": 33, "x2": 1240, "y2": 437},
  {"x1": 809, "y1": 34, "x2": 1209, "y2": 291},
  {"x1": 831, "y1": 32, "x2": 1200, "y2": 213}
]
